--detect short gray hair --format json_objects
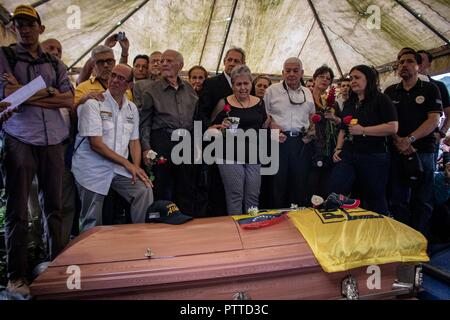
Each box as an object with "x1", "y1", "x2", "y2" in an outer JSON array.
[
  {"x1": 91, "y1": 45, "x2": 113, "y2": 59},
  {"x1": 163, "y1": 49, "x2": 184, "y2": 67},
  {"x1": 230, "y1": 65, "x2": 252, "y2": 83},
  {"x1": 283, "y1": 57, "x2": 303, "y2": 70},
  {"x1": 225, "y1": 47, "x2": 246, "y2": 64}
]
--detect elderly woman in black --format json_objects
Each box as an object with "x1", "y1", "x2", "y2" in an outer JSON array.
[
  {"x1": 327, "y1": 65, "x2": 398, "y2": 214},
  {"x1": 209, "y1": 65, "x2": 269, "y2": 215}
]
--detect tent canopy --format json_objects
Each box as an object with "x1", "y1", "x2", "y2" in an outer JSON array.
[{"x1": 1, "y1": 0, "x2": 449, "y2": 77}]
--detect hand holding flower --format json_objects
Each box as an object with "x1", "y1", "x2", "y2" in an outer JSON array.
[{"x1": 349, "y1": 124, "x2": 365, "y2": 135}]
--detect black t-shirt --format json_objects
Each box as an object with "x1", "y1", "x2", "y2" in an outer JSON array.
[
  {"x1": 384, "y1": 79, "x2": 442, "y2": 153},
  {"x1": 212, "y1": 98, "x2": 267, "y2": 163},
  {"x1": 341, "y1": 92, "x2": 397, "y2": 153}
]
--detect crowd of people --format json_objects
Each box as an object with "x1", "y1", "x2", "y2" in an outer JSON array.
[{"x1": 0, "y1": 4, "x2": 449, "y2": 296}]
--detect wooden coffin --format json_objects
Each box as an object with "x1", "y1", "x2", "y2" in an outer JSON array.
[{"x1": 30, "y1": 216, "x2": 422, "y2": 300}]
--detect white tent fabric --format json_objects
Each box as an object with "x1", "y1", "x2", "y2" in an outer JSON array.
[{"x1": 1, "y1": 0, "x2": 449, "y2": 77}]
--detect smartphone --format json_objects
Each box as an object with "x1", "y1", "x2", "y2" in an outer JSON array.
[{"x1": 116, "y1": 32, "x2": 125, "y2": 41}]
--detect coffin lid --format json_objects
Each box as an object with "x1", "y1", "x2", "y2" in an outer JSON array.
[{"x1": 52, "y1": 216, "x2": 306, "y2": 267}]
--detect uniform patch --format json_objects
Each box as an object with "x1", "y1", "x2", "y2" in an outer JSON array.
[
  {"x1": 415, "y1": 95, "x2": 425, "y2": 104},
  {"x1": 100, "y1": 111, "x2": 113, "y2": 120}
]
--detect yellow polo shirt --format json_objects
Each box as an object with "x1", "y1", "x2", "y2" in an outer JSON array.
[{"x1": 74, "y1": 77, "x2": 133, "y2": 109}]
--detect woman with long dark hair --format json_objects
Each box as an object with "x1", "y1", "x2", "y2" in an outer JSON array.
[{"x1": 327, "y1": 65, "x2": 398, "y2": 214}]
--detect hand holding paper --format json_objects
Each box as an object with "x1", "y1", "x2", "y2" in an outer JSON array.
[{"x1": 0, "y1": 75, "x2": 47, "y2": 112}]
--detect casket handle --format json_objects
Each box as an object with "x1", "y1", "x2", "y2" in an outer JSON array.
[
  {"x1": 233, "y1": 291, "x2": 251, "y2": 300},
  {"x1": 341, "y1": 275, "x2": 359, "y2": 300}
]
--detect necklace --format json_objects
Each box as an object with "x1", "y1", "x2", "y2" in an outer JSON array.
[{"x1": 235, "y1": 95, "x2": 250, "y2": 108}]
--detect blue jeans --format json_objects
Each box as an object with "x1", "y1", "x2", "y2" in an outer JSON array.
[
  {"x1": 389, "y1": 152, "x2": 435, "y2": 238},
  {"x1": 328, "y1": 151, "x2": 390, "y2": 215}
]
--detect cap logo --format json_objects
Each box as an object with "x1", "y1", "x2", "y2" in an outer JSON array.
[{"x1": 167, "y1": 203, "x2": 179, "y2": 215}]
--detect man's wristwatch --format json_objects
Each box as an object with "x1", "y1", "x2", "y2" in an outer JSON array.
[
  {"x1": 407, "y1": 135, "x2": 416, "y2": 143},
  {"x1": 47, "y1": 86, "x2": 56, "y2": 97}
]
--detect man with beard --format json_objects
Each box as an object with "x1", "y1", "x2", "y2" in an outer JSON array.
[{"x1": 385, "y1": 50, "x2": 442, "y2": 238}]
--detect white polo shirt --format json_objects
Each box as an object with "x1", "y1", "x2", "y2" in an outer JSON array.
[
  {"x1": 264, "y1": 82, "x2": 315, "y2": 132},
  {"x1": 72, "y1": 90, "x2": 140, "y2": 195}
]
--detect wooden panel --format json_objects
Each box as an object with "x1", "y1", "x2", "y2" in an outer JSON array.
[
  {"x1": 31, "y1": 215, "x2": 409, "y2": 300},
  {"x1": 52, "y1": 217, "x2": 243, "y2": 266},
  {"x1": 31, "y1": 242, "x2": 319, "y2": 298}
]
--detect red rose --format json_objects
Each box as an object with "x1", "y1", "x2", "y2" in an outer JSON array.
[
  {"x1": 343, "y1": 115, "x2": 353, "y2": 125},
  {"x1": 311, "y1": 114, "x2": 322, "y2": 123},
  {"x1": 157, "y1": 157, "x2": 167, "y2": 165},
  {"x1": 223, "y1": 104, "x2": 231, "y2": 113},
  {"x1": 326, "y1": 86, "x2": 336, "y2": 107}
]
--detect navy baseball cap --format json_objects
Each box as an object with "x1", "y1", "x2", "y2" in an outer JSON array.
[{"x1": 145, "y1": 200, "x2": 193, "y2": 225}]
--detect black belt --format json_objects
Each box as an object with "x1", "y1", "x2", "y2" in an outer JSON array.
[{"x1": 282, "y1": 130, "x2": 304, "y2": 137}]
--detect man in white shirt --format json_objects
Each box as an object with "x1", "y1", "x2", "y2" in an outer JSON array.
[
  {"x1": 72, "y1": 64, "x2": 153, "y2": 232},
  {"x1": 264, "y1": 57, "x2": 315, "y2": 208}
]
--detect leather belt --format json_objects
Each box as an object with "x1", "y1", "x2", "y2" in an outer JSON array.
[{"x1": 283, "y1": 130, "x2": 302, "y2": 137}]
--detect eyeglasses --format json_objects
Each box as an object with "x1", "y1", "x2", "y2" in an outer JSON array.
[
  {"x1": 96, "y1": 58, "x2": 115, "y2": 66},
  {"x1": 283, "y1": 81, "x2": 306, "y2": 105}
]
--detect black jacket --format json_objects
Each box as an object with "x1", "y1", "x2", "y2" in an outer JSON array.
[{"x1": 198, "y1": 73, "x2": 233, "y2": 127}]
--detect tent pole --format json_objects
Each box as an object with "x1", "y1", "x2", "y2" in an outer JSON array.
[
  {"x1": 297, "y1": 20, "x2": 315, "y2": 58},
  {"x1": 31, "y1": 0, "x2": 51, "y2": 8},
  {"x1": 68, "y1": 0, "x2": 151, "y2": 70},
  {"x1": 395, "y1": 0, "x2": 450, "y2": 46},
  {"x1": 215, "y1": 0, "x2": 239, "y2": 75},
  {"x1": 199, "y1": 0, "x2": 216, "y2": 66},
  {"x1": 306, "y1": 0, "x2": 343, "y2": 77}
]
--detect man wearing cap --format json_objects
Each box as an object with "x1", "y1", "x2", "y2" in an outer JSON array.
[
  {"x1": 264, "y1": 57, "x2": 315, "y2": 208},
  {"x1": 0, "y1": 4, "x2": 74, "y2": 296},
  {"x1": 72, "y1": 64, "x2": 153, "y2": 232},
  {"x1": 385, "y1": 50, "x2": 442, "y2": 238}
]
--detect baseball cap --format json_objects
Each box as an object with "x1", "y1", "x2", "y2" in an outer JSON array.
[
  {"x1": 12, "y1": 5, "x2": 41, "y2": 25},
  {"x1": 145, "y1": 200, "x2": 193, "y2": 225}
]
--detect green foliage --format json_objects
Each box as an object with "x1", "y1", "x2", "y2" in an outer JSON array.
[{"x1": 0, "y1": 205, "x2": 5, "y2": 229}]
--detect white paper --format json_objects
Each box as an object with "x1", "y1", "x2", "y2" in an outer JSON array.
[{"x1": 1, "y1": 75, "x2": 47, "y2": 111}]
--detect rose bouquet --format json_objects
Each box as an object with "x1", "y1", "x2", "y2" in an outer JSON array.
[
  {"x1": 145, "y1": 150, "x2": 168, "y2": 182},
  {"x1": 310, "y1": 86, "x2": 339, "y2": 161}
]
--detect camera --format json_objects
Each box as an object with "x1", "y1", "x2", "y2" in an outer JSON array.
[{"x1": 115, "y1": 32, "x2": 125, "y2": 41}]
